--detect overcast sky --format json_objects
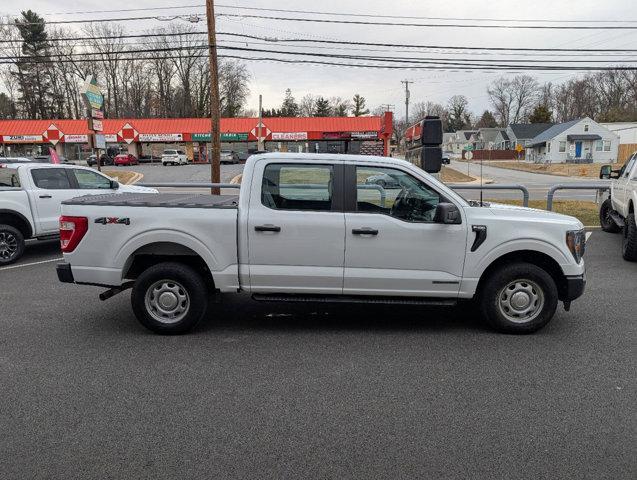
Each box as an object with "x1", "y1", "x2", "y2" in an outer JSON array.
[{"x1": 3, "y1": 0, "x2": 637, "y2": 118}]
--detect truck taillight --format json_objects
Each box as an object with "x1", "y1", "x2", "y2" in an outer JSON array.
[{"x1": 59, "y1": 216, "x2": 88, "y2": 253}]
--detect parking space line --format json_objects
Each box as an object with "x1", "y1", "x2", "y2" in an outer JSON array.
[
  {"x1": 586, "y1": 232, "x2": 593, "y2": 241},
  {"x1": 0, "y1": 257, "x2": 63, "y2": 272}
]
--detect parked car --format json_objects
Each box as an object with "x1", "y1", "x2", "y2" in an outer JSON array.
[
  {"x1": 57, "y1": 153, "x2": 586, "y2": 335},
  {"x1": 365, "y1": 173, "x2": 401, "y2": 188},
  {"x1": 114, "y1": 154, "x2": 139, "y2": 166},
  {"x1": 442, "y1": 152, "x2": 452, "y2": 165},
  {"x1": 87, "y1": 154, "x2": 114, "y2": 167},
  {"x1": 139, "y1": 154, "x2": 161, "y2": 164},
  {"x1": 0, "y1": 162, "x2": 157, "y2": 265},
  {"x1": 599, "y1": 152, "x2": 637, "y2": 261},
  {"x1": 161, "y1": 149, "x2": 188, "y2": 166},
  {"x1": 220, "y1": 150, "x2": 240, "y2": 164}
]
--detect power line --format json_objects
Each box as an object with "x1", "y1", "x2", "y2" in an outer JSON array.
[
  {"x1": 1, "y1": 30, "x2": 636, "y2": 54},
  {"x1": 215, "y1": 13, "x2": 637, "y2": 30}
]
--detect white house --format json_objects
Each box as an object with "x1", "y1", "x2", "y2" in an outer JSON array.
[
  {"x1": 526, "y1": 117, "x2": 620, "y2": 163},
  {"x1": 443, "y1": 130, "x2": 477, "y2": 154},
  {"x1": 600, "y1": 122, "x2": 637, "y2": 162}
]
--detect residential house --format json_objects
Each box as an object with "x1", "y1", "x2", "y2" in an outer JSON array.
[
  {"x1": 494, "y1": 130, "x2": 510, "y2": 150},
  {"x1": 526, "y1": 117, "x2": 620, "y2": 163},
  {"x1": 443, "y1": 130, "x2": 477, "y2": 154},
  {"x1": 600, "y1": 122, "x2": 637, "y2": 162},
  {"x1": 475, "y1": 128, "x2": 505, "y2": 150},
  {"x1": 505, "y1": 123, "x2": 554, "y2": 150}
]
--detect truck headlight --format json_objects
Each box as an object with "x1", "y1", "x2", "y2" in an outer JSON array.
[{"x1": 566, "y1": 229, "x2": 586, "y2": 264}]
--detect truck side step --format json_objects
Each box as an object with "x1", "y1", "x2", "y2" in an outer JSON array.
[
  {"x1": 252, "y1": 294, "x2": 457, "y2": 306},
  {"x1": 609, "y1": 211, "x2": 625, "y2": 228}
]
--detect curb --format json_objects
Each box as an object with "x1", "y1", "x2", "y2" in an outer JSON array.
[
  {"x1": 129, "y1": 172, "x2": 144, "y2": 184},
  {"x1": 230, "y1": 173, "x2": 243, "y2": 184}
]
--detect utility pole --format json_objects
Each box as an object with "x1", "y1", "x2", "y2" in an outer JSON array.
[
  {"x1": 258, "y1": 94, "x2": 264, "y2": 151},
  {"x1": 401, "y1": 80, "x2": 413, "y2": 124},
  {"x1": 206, "y1": 0, "x2": 221, "y2": 194}
]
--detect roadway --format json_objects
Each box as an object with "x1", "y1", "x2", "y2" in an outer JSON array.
[{"x1": 1, "y1": 232, "x2": 635, "y2": 479}]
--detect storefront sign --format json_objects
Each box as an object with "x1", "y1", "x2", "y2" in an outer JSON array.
[
  {"x1": 322, "y1": 132, "x2": 350, "y2": 140},
  {"x1": 91, "y1": 109, "x2": 104, "y2": 120},
  {"x1": 138, "y1": 133, "x2": 183, "y2": 142},
  {"x1": 351, "y1": 131, "x2": 378, "y2": 140},
  {"x1": 95, "y1": 134, "x2": 106, "y2": 149},
  {"x1": 192, "y1": 133, "x2": 249, "y2": 141},
  {"x1": 2, "y1": 135, "x2": 43, "y2": 143},
  {"x1": 64, "y1": 134, "x2": 89, "y2": 143},
  {"x1": 91, "y1": 119, "x2": 103, "y2": 132},
  {"x1": 104, "y1": 134, "x2": 118, "y2": 143},
  {"x1": 272, "y1": 132, "x2": 308, "y2": 141}
]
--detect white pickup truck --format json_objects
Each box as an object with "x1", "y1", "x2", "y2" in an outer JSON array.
[
  {"x1": 57, "y1": 153, "x2": 587, "y2": 335},
  {"x1": 599, "y1": 152, "x2": 637, "y2": 261},
  {"x1": 0, "y1": 163, "x2": 156, "y2": 265}
]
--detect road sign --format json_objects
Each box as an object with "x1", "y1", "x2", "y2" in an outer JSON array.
[
  {"x1": 464, "y1": 145, "x2": 474, "y2": 151},
  {"x1": 80, "y1": 75, "x2": 104, "y2": 111},
  {"x1": 515, "y1": 143, "x2": 524, "y2": 153},
  {"x1": 465, "y1": 151, "x2": 473, "y2": 160}
]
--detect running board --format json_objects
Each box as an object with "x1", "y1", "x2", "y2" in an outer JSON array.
[
  {"x1": 610, "y1": 211, "x2": 626, "y2": 228},
  {"x1": 252, "y1": 294, "x2": 457, "y2": 306}
]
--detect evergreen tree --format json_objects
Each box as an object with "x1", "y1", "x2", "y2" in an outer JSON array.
[
  {"x1": 280, "y1": 88, "x2": 299, "y2": 117},
  {"x1": 529, "y1": 104, "x2": 553, "y2": 123},
  {"x1": 475, "y1": 110, "x2": 497, "y2": 128},
  {"x1": 13, "y1": 10, "x2": 52, "y2": 118},
  {"x1": 352, "y1": 94, "x2": 369, "y2": 116},
  {"x1": 314, "y1": 96, "x2": 332, "y2": 117}
]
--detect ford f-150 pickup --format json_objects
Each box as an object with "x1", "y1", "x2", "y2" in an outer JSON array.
[
  {"x1": 56, "y1": 153, "x2": 587, "y2": 334},
  {"x1": 0, "y1": 162, "x2": 156, "y2": 265},
  {"x1": 599, "y1": 151, "x2": 637, "y2": 261}
]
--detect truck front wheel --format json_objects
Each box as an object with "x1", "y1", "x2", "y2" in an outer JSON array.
[
  {"x1": 131, "y1": 262, "x2": 209, "y2": 334},
  {"x1": 0, "y1": 224, "x2": 25, "y2": 266},
  {"x1": 599, "y1": 198, "x2": 621, "y2": 233},
  {"x1": 622, "y1": 213, "x2": 637, "y2": 261},
  {"x1": 479, "y1": 262, "x2": 558, "y2": 334}
]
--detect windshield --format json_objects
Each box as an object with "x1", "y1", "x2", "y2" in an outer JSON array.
[{"x1": 163, "y1": 150, "x2": 177, "y2": 155}]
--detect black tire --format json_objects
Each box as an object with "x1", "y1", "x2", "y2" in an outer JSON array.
[
  {"x1": 621, "y1": 213, "x2": 637, "y2": 262},
  {"x1": 479, "y1": 262, "x2": 558, "y2": 334},
  {"x1": 599, "y1": 198, "x2": 621, "y2": 233},
  {"x1": 0, "y1": 224, "x2": 25, "y2": 266},
  {"x1": 131, "y1": 262, "x2": 209, "y2": 334}
]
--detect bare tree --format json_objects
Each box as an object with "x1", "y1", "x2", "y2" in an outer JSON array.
[
  {"x1": 299, "y1": 94, "x2": 316, "y2": 117},
  {"x1": 219, "y1": 60, "x2": 250, "y2": 117},
  {"x1": 329, "y1": 96, "x2": 351, "y2": 116},
  {"x1": 146, "y1": 29, "x2": 176, "y2": 117}
]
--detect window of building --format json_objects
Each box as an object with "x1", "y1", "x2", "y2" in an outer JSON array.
[
  {"x1": 31, "y1": 168, "x2": 71, "y2": 189},
  {"x1": 261, "y1": 163, "x2": 333, "y2": 211},
  {"x1": 547, "y1": 142, "x2": 551, "y2": 153},
  {"x1": 603, "y1": 140, "x2": 611, "y2": 152},
  {"x1": 355, "y1": 166, "x2": 442, "y2": 223},
  {"x1": 71, "y1": 169, "x2": 112, "y2": 189},
  {"x1": 584, "y1": 125, "x2": 589, "y2": 132},
  {"x1": 595, "y1": 140, "x2": 603, "y2": 152},
  {"x1": 559, "y1": 141, "x2": 566, "y2": 153}
]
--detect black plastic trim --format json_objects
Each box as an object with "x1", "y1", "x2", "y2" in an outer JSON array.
[
  {"x1": 561, "y1": 274, "x2": 586, "y2": 302},
  {"x1": 56, "y1": 263, "x2": 74, "y2": 283}
]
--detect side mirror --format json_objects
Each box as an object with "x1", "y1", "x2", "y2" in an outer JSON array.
[
  {"x1": 109, "y1": 180, "x2": 119, "y2": 189},
  {"x1": 599, "y1": 165, "x2": 612, "y2": 179},
  {"x1": 434, "y1": 202, "x2": 462, "y2": 224}
]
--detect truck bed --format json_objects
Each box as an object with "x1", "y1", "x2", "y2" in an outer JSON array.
[{"x1": 62, "y1": 192, "x2": 239, "y2": 209}]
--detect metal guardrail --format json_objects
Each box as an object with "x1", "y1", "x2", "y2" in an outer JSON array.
[
  {"x1": 448, "y1": 183, "x2": 530, "y2": 207},
  {"x1": 546, "y1": 182, "x2": 610, "y2": 211},
  {"x1": 139, "y1": 181, "x2": 612, "y2": 212}
]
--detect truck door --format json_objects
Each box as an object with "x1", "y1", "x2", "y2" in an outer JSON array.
[
  {"x1": 343, "y1": 164, "x2": 467, "y2": 297},
  {"x1": 246, "y1": 161, "x2": 345, "y2": 294},
  {"x1": 29, "y1": 168, "x2": 76, "y2": 234},
  {"x1": 615, "y1": 154, "x2": 636, "y2": 215}
]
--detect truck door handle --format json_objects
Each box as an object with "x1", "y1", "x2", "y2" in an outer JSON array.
[
  {"x1": 39, "y1": 194, "x2": 52, "y2": 199},
  {"x1": 352, "y1": 228, "x2": 378, "y2": 235},
  {"x1": 255, "y1": 224, "x2": 281, "y2": 232}
]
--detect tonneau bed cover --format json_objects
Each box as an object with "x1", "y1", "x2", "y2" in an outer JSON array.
[{"x1": 62, "y1": 192, "x2": 239, "y2": 209}]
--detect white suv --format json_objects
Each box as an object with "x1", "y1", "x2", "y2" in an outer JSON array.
[{"x1": 161, "y1": 149, "x2": 188, "y2": 166}]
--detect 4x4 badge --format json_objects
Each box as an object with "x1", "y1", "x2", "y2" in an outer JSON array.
[{"x1": 94, "y1": 217, "x2": 130, "y2": 225}]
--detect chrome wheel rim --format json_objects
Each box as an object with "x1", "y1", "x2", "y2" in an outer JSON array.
[
  {"x1": 498, "y1": 279, "x2": 544, "y2": 324},
  {"x1": 145, "y1": 279, "x2": 190, "y2": 324},
  {"x1": 0, "y1": 232, "x2": 18, "y2": 260}
]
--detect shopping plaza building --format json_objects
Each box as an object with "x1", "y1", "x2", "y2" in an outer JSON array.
[{"x1": 0, "y1": 112, "x2": 393, "y2": 161}]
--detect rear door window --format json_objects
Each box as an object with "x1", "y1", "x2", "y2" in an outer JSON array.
[
  {"x1": 71, "y1": 169, "x2": 112, "y2": 189},
  {"x1": 0, "y1": 167, "x2": 20, "y2": 187},
  {"x1": 262, "y1": 164, "x2": 334, "y2": 211},
  {"x1": 31, "y1": 168, "x2": 72, "y2": 189}
]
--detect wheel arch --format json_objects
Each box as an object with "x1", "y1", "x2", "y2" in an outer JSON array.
[
  {"x1": 476, "y1": 250, "x2": 569, "y2": 301},
  {"x1": 0, "y1": 209, "x2": 33, "y2": 239}
]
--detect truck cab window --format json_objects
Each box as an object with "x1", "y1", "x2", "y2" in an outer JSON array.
[
  {"x1": 71, "y1": 169, "x2": 112, "y2": 189},
  {"x1": 31, "y1": 168, "x2": 71, "y2": 189},
  {"x1": 0, "y1": 167, "x2": 20, "y2": 187},
  {"x1": 357, "y1": 166, "x2": 442, "y2": 222},
  {"x1": 262, "y1": 163, "x2": 333, "y2": 211}
]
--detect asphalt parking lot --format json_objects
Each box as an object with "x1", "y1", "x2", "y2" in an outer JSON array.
[{"x1": 1, "y1": 232, "x2": 635, "y2": 479}]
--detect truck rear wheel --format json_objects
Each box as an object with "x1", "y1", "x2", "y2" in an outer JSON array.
[
  {"x1": 131, "y1": 262, "x2": 208, "y2": 334},
  {"x1": 479, "y1": 262, "x2": 558, "y2": 334},
  {"x1": 622, "y1": 213, "x2": 637, "y2": 261},
  {"x1": 599, "y1": 198, "x2": 621, "y2": 233},
  {"x1": 0, "y1": 224, "x2": 25, "y2": 266}
]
